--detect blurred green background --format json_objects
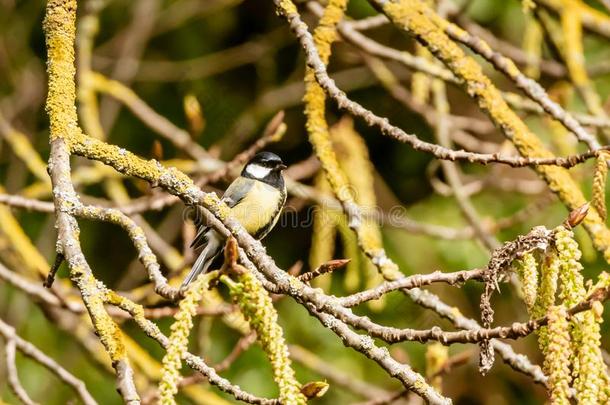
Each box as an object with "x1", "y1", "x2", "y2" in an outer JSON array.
[{"x1": 2, "y1": 0, "x2": 610, "y2": 403}]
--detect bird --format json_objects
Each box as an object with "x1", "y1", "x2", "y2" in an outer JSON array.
[{"x1": 181, "y1": 151, "x2": 287, "y2": 288}]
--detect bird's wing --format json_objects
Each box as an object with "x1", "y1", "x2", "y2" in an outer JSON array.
[
  {"x1": 190, "y1": 208, "x2": 210, "y2": 249},
  {"x1": 190, "y1": 178, "x2": 255, "y2": 250},
  {"x1": 222, "y1": 177, "x2": 255, "y2": 208}
]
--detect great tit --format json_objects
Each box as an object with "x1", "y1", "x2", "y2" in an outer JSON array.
[{"x1": 181, "y1": 152, "x2": 288, "y2": 288}]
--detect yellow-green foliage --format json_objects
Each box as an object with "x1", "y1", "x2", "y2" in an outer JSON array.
[
  {"x1": 511, "y1": 226, "x2": 610, "y2": 402},
  {"x1": 555, "y1": 227, "x2": 606, "y2": 402},
  {"x1": 0, "y1": 120, "x2": 49, "y2": 183},
  {"x1": 412, "y1": 44, "x2": 433, "y2": 104},
  {"x1": 303, "y1": 0, "x2": 350, "y2": 197},
  {"x1": 533, "y1": 251, "x2": 560, "y2": 318},
  {"x1": 556, "y1": 227, "x2": 586, "y2": 306},
  {"x1": 593, "y1": 152, "x2": 608, "y2": 223},
  {"x1": 303, "y1": 0, "x2": 401, "y2": 284},
  {"x1": 336, "y1": 214, "x2": 361, "y2": 292},
  {"x1": 381, "y1": 0, "x2": 610, "y2": 263},
  {"x1": 183, "y1": 93, "x2": 205, "y2": 135},
  {"x1": 426, "y1": 342, "x2": 448, "y2": 392},
  {"x1": 158, "y1": 271, "x2": 218, "y2": 404},
  {"x1": 29, "y1": 0, "x2": 610, "y2": 402},
  {"x1": 309, "y1": 173, "x2": 338, "y2": 291},
  {"x1": 571, "y1": 310, "x2": 604, "y2": 403},
  {"x1": 515, "y1": 252, "x2": 538, "y2": 312},
  {"x1": 202, "y1": 287, "x2": 250, "y2": 335},
  {"x1": 522, "y1": 0, "x2": 536, "y2": 13},
  {"x1": 332, "y1": 118, "x2": 385, "y2": 306},
  {"x1": 561, "y1": 0, "x2": 605, "y2": 116},
  {"x1": 544, "y1": 306, "x2": 571, "y2": 405},
  {"x1": 0, "y1": 187, "x2": 52, "y2": 278},
  {"x1": 223, "y1": 271, "x2": 306, "y2": 404},
  {"x1": 546, "y1": 82, "x2": 577, "y2": 157},
  {"x1": 531, "y1": 250, "x2": 560, "y2": 354},
  {"x1": 522, "y1": 17, "x2": 542, "y2": 79},
  {"x1": 308, "y1": 118, "x2": 387, "y2": 308}
]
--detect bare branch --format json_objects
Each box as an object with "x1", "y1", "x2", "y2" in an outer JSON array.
[
  {"x1": 0, "y1": 318, "x2": 98, "y2": 405},
  {"x1": 5, "y1": 338, "x2": 38, "y2": 405}
]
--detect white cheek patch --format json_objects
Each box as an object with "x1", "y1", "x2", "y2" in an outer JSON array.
[{"x1": 245, "y1": 163, "x2": 272, "y2": 179}]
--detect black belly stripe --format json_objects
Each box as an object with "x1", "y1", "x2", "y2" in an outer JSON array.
[{"x1": 253, "y1": 188, "x2": 286, "y2": 239}]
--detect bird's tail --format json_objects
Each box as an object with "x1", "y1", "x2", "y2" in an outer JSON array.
[{"x1": 181, "y1": 233, "x2": 222, "y2": 289}]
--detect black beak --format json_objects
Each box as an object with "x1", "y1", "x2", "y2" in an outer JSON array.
[{"x1": 277, "y1": 164, "x2": 287, "y2": 171}]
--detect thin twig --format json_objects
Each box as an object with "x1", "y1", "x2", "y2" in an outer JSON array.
[
  {"x1": 338, "y1": 269, "x2": 485, "y2": 307},
  {"x1": 5, "y1": 338, "x2": 38, "y2": 405},
  {"x1": 283, "y1": 1, "x2": 605, "y2": 167},
  {"x1": 44, "y1": 253, "x2": 64, "y2": 289},
  {"x1": 0, "y1": 318, "x2": 98, "y2": 405},
  {"x1": 106, "y1": 293, "x2": 279, "y2": 405},
  {"x1": 299, "y1": 259, "x2": 351, "y2": 283},
  {"x1": 289, "y1": 344, "x2": 392, "y2": 400}
]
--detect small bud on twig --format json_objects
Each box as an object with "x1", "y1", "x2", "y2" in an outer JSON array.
[
  {"x1": 299, "y1": 258, "x2": 351, "y2": 283},
  {"x1": 183, "y1": 94, "x2": 205, "y2": 137},
  {"x1": 222, "y1": 237, "x2": 241, "y2": 274},
  {"x1": 564, "y1": 203, "x2": 589, "y2": 229},
  {"x1": 151, "y1": 140, "x2": 164, "y2": 161},
  {"x1": 300, "y1": 381, "x2": 329, "y2": 399}
]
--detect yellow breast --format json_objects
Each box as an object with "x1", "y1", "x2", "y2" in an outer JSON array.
[{"x1": 230, "y1": 181, "x2": 283, "y2": 236}]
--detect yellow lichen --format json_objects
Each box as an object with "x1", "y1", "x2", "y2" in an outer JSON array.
[
  {"x1": 381, "y1": 0, "x2": 610, "y2": 263},
  {"x1": 331, "y1": 118, "x2": 386, "y2": 306},
  {"x1": 0, "y1": 117, "x2": 50, "y2": 183},
  {"x1": 561, "y1": 0, "x2": 606, "y2": 117},
  {"x1": 0, "y1": 187, "x2": 51, "y2": 278},
  {"x1": 202, "y1": 193, "x2": 231, "y2": 220},
  {"x1": 43, "y1": 0, "x2": 80, "y2": 147},
  {"x1": 83, "y1": 286, "x2": 126, "y2": 363},
  {"x1": 537, "y1": 0, "x2": 610, "y2": 51},
  {"x1": 279, "y1": 0, "x2": 298, "y2": 15},
  {"x1": 43, "y1": 3, "x2": 143, "y2": 402},
  {"x1": 106, "y1": 289, "x2": 231, "y2": 405},
  {"x1": 303, "y1": 0, "x2": 402, "y2": 282}
]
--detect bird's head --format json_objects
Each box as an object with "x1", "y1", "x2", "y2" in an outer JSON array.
[{"x1": 242, "y1": 152, "x2": 287, "y2": 181}]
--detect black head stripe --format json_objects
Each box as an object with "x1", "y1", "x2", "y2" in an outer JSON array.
[
  {"x1": 242, "y1": 166, "x2": 285, "y2": 189},
  {"x1": 250, "y1": 151, "x2": 283, "y2": 167}
]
